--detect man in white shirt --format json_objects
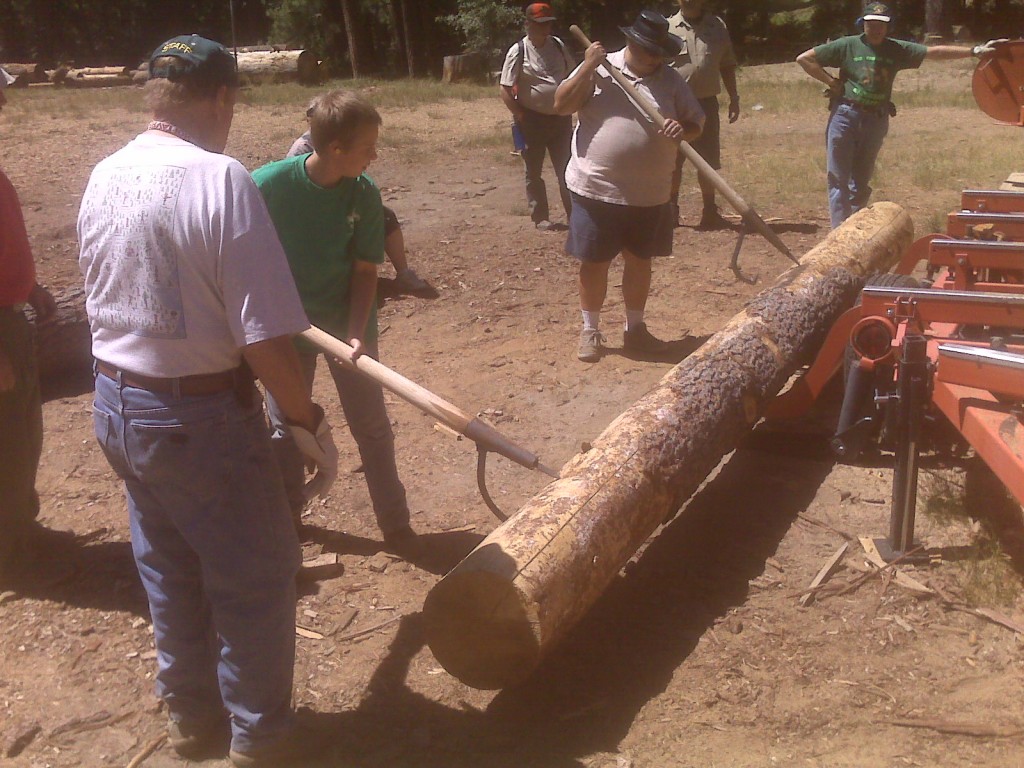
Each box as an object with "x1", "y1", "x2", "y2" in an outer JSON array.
[
  {"x1": 78, "y1": 34, "x2": 337, "y2": 768},
  {"x1": 555, "y1": 11, "x2": 704, "y2": 363},
  {"x1": 500, "y1": 2, "x2": 576, "y2": 231}
]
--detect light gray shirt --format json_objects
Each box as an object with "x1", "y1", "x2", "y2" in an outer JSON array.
[
  {"x1": 500, "y1": 35, "x2": 575, "y2": 115},
  {"x1": 668, "y1": 11, "x2": 737, "y2": 100},
  {"x1": 565, "y1": 50, "x2": 705, "y2": 207}
]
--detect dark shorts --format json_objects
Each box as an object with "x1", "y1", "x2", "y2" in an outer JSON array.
[
  {"x1": 383, "y1": 205, "x2": 400, "y2": 237},
  {"x1": 688, "y1": 96, "x2": 722, "y2": 170},
  {"x1": 566, "y1": 192, "x2": 674, "y2": 263}
]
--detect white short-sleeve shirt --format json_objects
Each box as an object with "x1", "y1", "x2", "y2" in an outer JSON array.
[
  {"x1": 78, "y1": 133, "x2": 309, "y2": 377},
  {"x1": 564, "y1": 49, "x2": 705, "y2": 207}
]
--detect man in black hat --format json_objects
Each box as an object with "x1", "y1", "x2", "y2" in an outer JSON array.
[
  {"x1": 797, "y1": 3, "x2": 1006, "y2": 228},
  {"x1": 554, "y1": 10, "x2": 704, "y2": 363},
  {"x1": 78, "y1": 34, "x2": 336, "y2": 767}
]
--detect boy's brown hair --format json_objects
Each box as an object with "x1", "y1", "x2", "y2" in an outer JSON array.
[{"x1": 307, "y1": 90, "x2": 382, "y2": 153}]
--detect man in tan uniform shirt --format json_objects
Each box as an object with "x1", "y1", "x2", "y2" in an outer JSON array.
[{"x1": 668, "y1": 0, "x2": 740, "y2": 230}]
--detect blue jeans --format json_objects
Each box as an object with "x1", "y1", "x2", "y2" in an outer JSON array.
[
  {"x1": 826, "y1": 102, "x2": 889, "y2": 228},
  {"x1": 265, "y1": 340, "x2": 409, "y2": 536},
  {"x1": 92, "y1": 372, "x2": 300, "y2": 754},
  {"x1": 519, "y1": 109, "x2": 573, "y2": 223}
]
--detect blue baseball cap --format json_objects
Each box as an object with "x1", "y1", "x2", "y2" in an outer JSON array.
[{"x1": 149, "y1": 34, "x2": 239, "y2": 88}]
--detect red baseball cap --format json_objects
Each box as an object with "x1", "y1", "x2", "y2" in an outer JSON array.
[{"x1": 525, "y1": 3, "x2": 556, "y2": 23}]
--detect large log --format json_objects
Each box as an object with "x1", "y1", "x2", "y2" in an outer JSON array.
[
  {"x1": 234, "y1": 50, "x2": 320, "y2": 85},
  {"x1": 63, "y1": 73, "x2": 133, "y2": 89},
  {"x1": 30, "y1": 286, "x2": 92, "y2": 394},
  {"x1": 423, "y1": 202, "x2": 915, "y2": 690}
]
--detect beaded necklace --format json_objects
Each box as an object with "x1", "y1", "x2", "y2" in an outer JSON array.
[{"x1": 147, "y1": 120, "x2": 202, "y2": 147}]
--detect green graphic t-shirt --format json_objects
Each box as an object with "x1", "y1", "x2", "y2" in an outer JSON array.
[
  {"x1": 813, "y1": 34, "x2": 927, "y2": 107},
  {"x1": 253, "y1": 154, "x2": 385, "y2": 348}
]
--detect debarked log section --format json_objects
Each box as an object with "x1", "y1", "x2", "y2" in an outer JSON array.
[{"x1": 423, "y1": 202, "x2": 915, "y2": 690}]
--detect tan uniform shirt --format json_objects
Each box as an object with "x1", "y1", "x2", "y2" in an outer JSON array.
[{"x1": 667, "y1": 11, "x2": 737, "y2": 100}]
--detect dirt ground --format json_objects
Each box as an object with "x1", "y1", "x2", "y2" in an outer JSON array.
[{"x1": 2, "y1": 65, "x2": 1024, "y2": 768}]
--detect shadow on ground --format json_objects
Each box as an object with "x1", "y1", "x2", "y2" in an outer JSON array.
[{"x1": 298, "y1": 428, "x2": 836, "y2": 767}]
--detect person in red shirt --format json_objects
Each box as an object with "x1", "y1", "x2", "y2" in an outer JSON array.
[{"x1": 0, "y1": 66, "x2": 58, "y2": 576}]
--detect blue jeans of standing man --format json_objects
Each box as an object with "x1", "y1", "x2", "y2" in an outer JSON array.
[
  {"x1": 92, "y1": 371, "x2": 300, "y2": 755},
  {"x1": 826, "y1": 102, "x2": 889, "y2": 228},
  {"x1": 519, "y1": 109, "x2": 573, "y2": 224},
  {"x1": 265, "y1": 339, "x2": 409, "y2": 537}
]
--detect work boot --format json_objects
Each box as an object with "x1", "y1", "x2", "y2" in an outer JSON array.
[
  {"x1": 697, "y1": 207, "x2": 731, "y2": 231},
  {"x1": 168, "y1": 716, "x2": 230, "y2": 760},
  {"x1": 577, "y1": 329, "x2": 606, "y2": 363},
  {"x1": 623, "y1": 323, "x2": 670, "y2": 355}
]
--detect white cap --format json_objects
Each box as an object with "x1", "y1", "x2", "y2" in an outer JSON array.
[{"x1": 0, "y1": 68, "x2": 15, "y2": 88}]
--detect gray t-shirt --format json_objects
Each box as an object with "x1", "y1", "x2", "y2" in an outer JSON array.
[
  {"x1": 78, "y1": 133, "x2": 309, "y2": 377},
  {"x1": 500, "y1": 35, "x2": 575, "y2": 115},
  {"x1": 565, "y1": 49, "x2": 705, "y2": 207}
]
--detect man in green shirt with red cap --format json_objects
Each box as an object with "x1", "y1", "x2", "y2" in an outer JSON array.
[{"x1": 797, "y1": 2, "x2": 1005, "y2": 228}]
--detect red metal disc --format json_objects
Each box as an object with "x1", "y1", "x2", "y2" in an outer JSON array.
[{"x1": 973, "y1": 40, "x2": 1024, "y2": 125}]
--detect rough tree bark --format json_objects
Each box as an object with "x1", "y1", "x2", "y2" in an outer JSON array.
[
  {"x1": 399, "y1": 0, "x2": 415, "y2": 77},
  {"x1": 423, "y1": 202, "x2": 915, "y2": 691}
]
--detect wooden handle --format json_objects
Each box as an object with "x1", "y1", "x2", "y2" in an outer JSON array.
[
  {"x1": 568, "y1": 25, "x2": 796, "y2": 263},
  {"x1": 300, "y1": 326, "x2": 541, "y2": 470}
]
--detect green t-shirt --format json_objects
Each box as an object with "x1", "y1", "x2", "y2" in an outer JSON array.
[
  {"x1": 813, "y1": 34, "x2": 928, "y2": 107},
  {"x1": 252, "y1": 154, "x2": 385, "y2": 346}
]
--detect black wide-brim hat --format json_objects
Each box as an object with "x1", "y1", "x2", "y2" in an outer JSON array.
[{"x1": 620, "y1": 10, "x2": 683, "y2": 57}]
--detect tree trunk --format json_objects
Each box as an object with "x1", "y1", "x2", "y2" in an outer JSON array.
[
  {"x1": 442, "y1": 53, "x2": 484, "y2": 84},
  {"x1": 423, "y1": 202, "x2": 915, "y2": 691},
  {"x1": 234, "y1": 50, "x2": 320, "y2": 85},
  {"x1": 399, "y1": 0, "x2": 415, "y2": 77},
  {"x1": 926, "y1": 0, "x2": 953, "y2": 41},
  {"x1": 63, "y1": 73, "x2": 133, "y2": 88},
  {"x1": 31, "y1": 287, "x2": 92, "y2": 394},
  {"x1": 340, "y1": 0, "x2": 362, "y2": 78}
]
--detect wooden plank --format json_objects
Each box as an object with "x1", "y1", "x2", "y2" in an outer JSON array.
[{"x1": 799, "y1": 541, "x2": 849, "y2": 606}]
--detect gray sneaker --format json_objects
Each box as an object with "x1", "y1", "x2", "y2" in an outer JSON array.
[
  {"x1": 577, "y1": 328, "x2": 606, "y2": 362},
  {"x1": 623, "y1": 323, "x2": 670, "y2": 355},
  {"x1": 394, "y1": 267, "x2": 429, "y2": 292}
]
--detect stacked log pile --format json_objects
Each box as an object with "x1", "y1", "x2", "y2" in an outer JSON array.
[
  {"x1": 1, "y1": 62, "x2": 46, "y2": 87},
  {"x1": 422, "y1": 202, "x2": 915, "y2": 691},
  {"x1": 5, "y1": 48, "x2": 320, "y2": 89},
  {"x1": 63, "y1": 66, "x2": 133, "y2": 89}
]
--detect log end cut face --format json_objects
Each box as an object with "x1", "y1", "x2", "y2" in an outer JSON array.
[{"x1": 423, "y1": 550, "x2": 541, "y2": 690}]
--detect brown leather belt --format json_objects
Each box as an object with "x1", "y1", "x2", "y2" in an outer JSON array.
[{"x1": 95, "y1": 360, "x2": 240, "y2": 396}]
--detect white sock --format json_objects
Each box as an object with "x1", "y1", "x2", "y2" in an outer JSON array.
[
  {"x1": 581, "y1": 310, "x2": 600, "y2": 331},
  {"x1": 625, "y1": 310, "x2": 645, "y2": 331}
]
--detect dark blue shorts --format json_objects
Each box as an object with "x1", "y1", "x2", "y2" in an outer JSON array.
[{"x1": 566, "y1": 192, "x2": 674, "y2": 263}]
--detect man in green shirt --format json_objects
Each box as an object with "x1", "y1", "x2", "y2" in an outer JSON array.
[
  {"x1": 253, "y1": 90, "x2": 418, "y2": 556},
  {"x1": 797, "y1": 2, "x2": 1004, "y2": 228}
]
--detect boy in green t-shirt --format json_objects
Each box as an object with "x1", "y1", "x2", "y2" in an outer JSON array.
[
  {"x1": 253, "y1": 90, "x2": 417, "y2": 555},
  {"x1": 796, "y1": 2, "x2": 1004, "y2": 228}
]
